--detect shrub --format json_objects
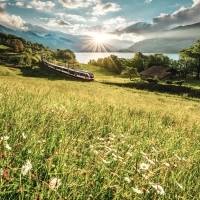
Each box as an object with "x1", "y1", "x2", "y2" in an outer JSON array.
[
  {"x1": 166, "y1": 80, "x2": 173, "y2": 84},
  {"x1": 174, "y1": 80, "x2": 185, "y2": 86},
  {"x1": 146, "y1": 78, "x2": 159, "y2": 84}
]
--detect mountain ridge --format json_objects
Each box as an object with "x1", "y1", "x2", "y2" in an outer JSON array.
[{"x1": 128, "y1": 22, "x2": 200, "y2": 53}]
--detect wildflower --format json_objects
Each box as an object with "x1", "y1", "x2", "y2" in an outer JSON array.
[
  {"x1": 151, "y1": 184, "x2": 165, "y2": 195},
  {"x1": 2, "y1": 169, "x2": 9, "y2": 180},
  {"x1": 5, "y1": 143, "x2": 12, "y2": 150},
  {"x1": 139, "y1": 163, "x2": 149, "y2": 170},
  {"x1": 31, "y1": 174, "x2": 36, "y2": 179},
  {"x1": 102, "y1": 159, "x2": 110, "y2": 164},
  {"x1": 126, "y1": 152, "x2": 132, "y2": 156},
  {"x1": 22, "y1": 132, "x2": 26, "y2": 139},
  {"x1": 49, "y1": 177, "x2": 61, "y2": 190},
  {"x1": 0, "y1": 136, "x2": 9, "y2": 142},
  {"x1": 90, "y1": 182, "x2": 94, "y2": 187},
  {"x1": 108, "y1": 137, "x2": 114, "y2": 141},
  {"x1": 21, "y1": 160, "x2": 32, "y2": 176},
  {"x1": 163, "y1": 162, "x2": 170, "y2": 167},
  {"x1": 93, "y1": 150, "x2": 98, "y2": 155},
  {"x1": 97, "y1": 137, "x2": 104, "y2": 141},
  {"x1": 124, "y1": 177, "x2": 131, "y2": 183},
  {"x1": 132, "y1": 187, "x2": 144, "y2": 194},
  {"x1": 0, "y1": 168, "x2": 3, "y2": 176},
  {"x1": 82, "y1": 170, "x2": 87, "y2": 176},
  {"x1": 1, "y1": 153, "x2": 6, "y2": 158}
]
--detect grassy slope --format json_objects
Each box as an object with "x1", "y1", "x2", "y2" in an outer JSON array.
[{"x1": 0, "y1": 64, "x2": 200, "y2": 199}]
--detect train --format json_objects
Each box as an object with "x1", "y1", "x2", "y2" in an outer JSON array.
[{"x1": 43, "y1": 58, "x2": 94, "y2": 81}]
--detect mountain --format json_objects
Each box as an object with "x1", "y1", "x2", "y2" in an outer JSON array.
[
  {"x1": 0, "y1": 24, "x2": 133, "y2": 52},
  {"x1": 128, "y1": 22, "x2": 200, "y2": 53},
  {"x1": 0, "y1": 24, "x2": 84, "y2": 51}
]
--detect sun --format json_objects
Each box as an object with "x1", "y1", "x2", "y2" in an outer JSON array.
[{"x1": 93, "y1": 33, "x2": 107, "y2": 44}]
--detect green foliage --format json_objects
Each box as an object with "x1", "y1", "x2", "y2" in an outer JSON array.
[
  {"x1": 174, "y1": 80, "x2": 185, "y2": 86},
  {"x1": 166, "y1": 80, "x2": 173, "y2": 84},
  {"x1": 180, "y1": 40, "x2": 200, "y2": 78},
  {"x1": 146, "y1": 77, "x2": 159, "y2": 84}
]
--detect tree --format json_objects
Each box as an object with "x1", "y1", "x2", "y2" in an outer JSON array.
[
  {"x1": 180, "y1": 40, "x2": 200, "y2": 78},
  {"x1": 121, "y1": 67, "x2": 139, "y2": 80},
  {"x1": 146, "y1": 53, "x2": 170, "y2": 68}
]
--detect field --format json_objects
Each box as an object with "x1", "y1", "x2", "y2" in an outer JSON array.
[{"x1": 0, "y1": 64, "x2": 200, "y2": 200}]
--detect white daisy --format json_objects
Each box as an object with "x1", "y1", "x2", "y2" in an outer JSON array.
[
  {"x1": 49, "y1": 177, "x2": 61, "y2": 190},
  {"x1": 151, "y1": 184, "x2": 165, "y2": 195},
  {"x1": 21, "y1": 160, "x2": 32, "y2": 176},
  {"x1": 124, "y1": 177, "x2": 131, "y2": 183},
  {"x1": 139, "y1": 163, "x2": 149, "y2": 170}
]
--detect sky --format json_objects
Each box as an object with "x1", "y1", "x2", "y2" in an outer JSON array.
[{"x1": 0, "y1": 0, "x2": 200, "y2": 43}]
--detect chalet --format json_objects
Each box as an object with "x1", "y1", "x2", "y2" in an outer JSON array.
[{"x1": 139, "y1": 65, "x2": 177, "y2": 80}]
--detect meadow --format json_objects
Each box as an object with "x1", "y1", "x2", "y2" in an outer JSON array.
[{"x1": 0, "y1": 64, "x2": 200, "y2": 200}]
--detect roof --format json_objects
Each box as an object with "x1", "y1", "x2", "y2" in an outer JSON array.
[{"x1": 139, "y1": 65, "x2": 176, "y2": 79}]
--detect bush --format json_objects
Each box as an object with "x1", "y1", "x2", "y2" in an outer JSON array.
[
  {"x1": 166, "y1": 80, "x2": 173, "y2": 84},
  {"x1": 146, "y1": 78, "x2": 159, "y2": 84},
  {"x1": 174, "y1": 80, "x2": 185, "y2": 86}
]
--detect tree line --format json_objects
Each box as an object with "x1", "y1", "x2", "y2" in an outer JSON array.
[
  {"x1": 0, "y1": 32, "x2": 77, "y2": 68},
  {"x1": 88, "y1": 40, "x2": 200, "y2": 79}
]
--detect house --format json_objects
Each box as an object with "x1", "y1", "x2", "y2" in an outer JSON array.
[{"x1": 139, "y1": 65, "x2": 177, "y2": 80}]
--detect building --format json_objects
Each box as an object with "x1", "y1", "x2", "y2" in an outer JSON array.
[{"x1": 139, "y1": 65, "x2": 177, "y2": 80}]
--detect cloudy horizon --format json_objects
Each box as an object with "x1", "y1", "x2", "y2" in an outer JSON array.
[{"x1": 0, "y1": 0, "x2": 200, "y2": 43}]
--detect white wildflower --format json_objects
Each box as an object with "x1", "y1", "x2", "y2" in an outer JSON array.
[
  {"x1": 124, "y1": 177, "x2": 131, "y2": 183},
  {"x1": 102, "y1": 159, "x2": 110, "y2": 164},
  {"x1": 0, "y1": 168, "x2": 3, "y2": 176},
  {"x1": 0, "y1": 136, "x2": 9, "y2": 142},
  {"x1": 126, "y1": 152, "x2": 132, "y2": 156},
  {"x1": 49, "y1": 177, "x2": 61, "y2": 190},
  {"x1": 93, "y1": 150, "x2": 98, "y2": 155},
  {"x1": 21, "y1": 160, "x2": 32, "y2": 176},
  {"x1": 108, "y1": 137, "x2": 114, "y2": 141},
  {"x1": 22, "y1": 132, "x2": 26, "y2": 139},
  {"x1": 151, "y1": 184, "x2": 165, "y2": 195},
  {"x1": 175, "y1": 181, "x2": 183, "y2": 190},
  {"x1": 5, "y1": 143, "x2": 12, "y2": 150},
  {"x1": 139, "y1": 163, "x2": 149, "y2": 170},
  {"x1": 132, "y1": 187, "x2": 144, "y2": 194},
  {"x1": 163, "y1": 162, "x2": 170, "y2": 167},
  {"x1": 97, "y1": 137, "x2": 104, "y2": 141}
]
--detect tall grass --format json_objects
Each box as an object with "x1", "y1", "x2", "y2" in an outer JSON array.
[{"x1": 0, "y1": 76, "x2": 200, "y2": 199}]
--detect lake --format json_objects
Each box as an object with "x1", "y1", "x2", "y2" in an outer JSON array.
[{"x1": 75, "y1": 52, "x2": 180, "y2": 64}]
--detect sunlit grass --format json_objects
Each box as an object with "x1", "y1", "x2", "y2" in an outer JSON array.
[{"x1": 0, "y1": 69, "x2": 200, "y2": 199}]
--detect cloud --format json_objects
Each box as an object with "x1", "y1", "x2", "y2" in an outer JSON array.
[
  {"x1": 57, "y1": 0, "x2": 101, "y2": 9},
  {"x1": 91, "y1": 3, "x2": 121, "y2": 16},
  {"x1": 103, "y1": 17, "x2": 129, "y2": 30},
  {"x1": 56, "y1": 13, "x2": 86, "y2": 22},
  {"x1": 118, "y1": 0, "x2": 200, "y2": 37},
  {"x1": 153, "y1": 1, "x2": 200, "y2": 28},
  {"x1": 47, "y1": 19, "x2": 71, "y2": 27},
  {"x1": 0, "y1": 3, "x2": 6, "y2": 13},
  {"x1": 25, "y1": 23, "x2": 50, "y2": 33},
  {"x1": 144, "y1": 0, "x2": 152, "y2": 3},
  {"x1": 16, "y1": 1, "x2": 24, "y2": 7},
  {"x1": 29, "y1": 0, "x2": 55, "y2": 10},
  {"x1": 0, "y1": 3, "x2": 27, "y2": 29}
]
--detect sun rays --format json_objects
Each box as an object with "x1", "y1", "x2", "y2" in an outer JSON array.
[{"x1": 79, "y1": 32, "x2": 122, "y2": 53}]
